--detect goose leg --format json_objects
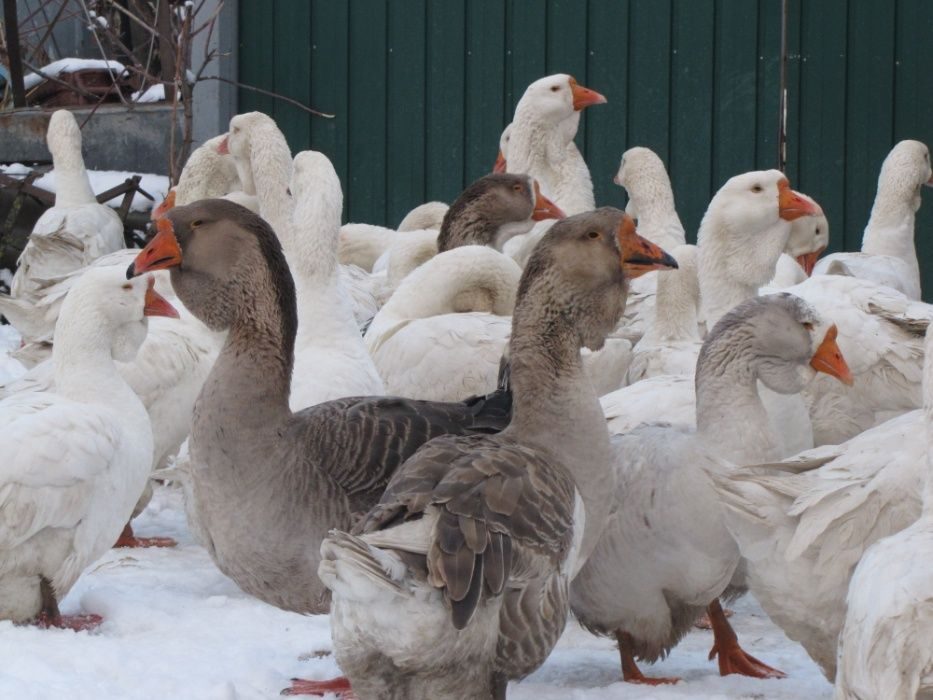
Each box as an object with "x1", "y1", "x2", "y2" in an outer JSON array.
[
  {"x1": 113, "y1": 522, "x2": 177, "y2": 548},
  {"x1": 32, "y1": 576, "x2": 102, "y2": 632},
  {"x1": 706, "y1": 599, "x2": 785, "y2": 678},
  {"x1": 615, "y1": 631, "x2": 680, "y2": 685},
  {"x1": 694, "y1": 605, "x2": 734, "y2": 630},
  {"x1": 281, "y1": 676, "x2": 356, "y2": 698}
]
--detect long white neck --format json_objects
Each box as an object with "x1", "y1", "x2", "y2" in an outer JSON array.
[
  {"x1": 698, "y1": 217, "x2": 790, "y2": 328},
  {"x1": 50, "y1": 133, "x2": 96, "y2": 208},
  {"x1": 627, "y1": 177, "x2": 686, "y2": 251},
  {"x1": 289, "y1": 186, "x2": 361, "y2": 346},
  {"x1": 507, "y1": 111, "x2": 565, "y2": 199},
  {"x1": 861, "y1": 178, "x2": 921, "y2": 272},
  {"x1": 552, "y1": 141, "x2": 595, "y2": 215},
  {"x1": 52, "y1": 312, "x2": 140, "y2": 408},
  {"x1": 695, "y1": 337, "x2": 781, "y2": 463},
  {"x1": 641, "y1": 249, "x2": 699, "y2": 344},
  {"x1": 249, "y1": 126, "x2": 293, "y2": 239},
  {"x1": 375, "y1": 246, "x2": 520, "y2": 324}
]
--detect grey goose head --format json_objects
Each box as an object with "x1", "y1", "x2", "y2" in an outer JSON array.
[
  {"x1": 127, "y1": 199, "x2": 298, "y2": 342},
  {"x1": 700, "y1": 293, "x2": 853, "y2": 394},
  {"x1": 437, "y1": 173, "x2": 565, "y2": 252},
  {"x1": 516, "y1": 207, "x2": 678, "y2": 352}
]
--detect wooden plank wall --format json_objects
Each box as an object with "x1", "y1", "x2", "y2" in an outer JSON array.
[{"x1": 238, "y1": 0, "x2": 933, "y2": 297}]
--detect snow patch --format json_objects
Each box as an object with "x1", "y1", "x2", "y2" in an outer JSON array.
[
  {"x1": 131, "y1": 84, "x2": 166, "y2": 103},
  {"x1": 23, "y1": 58, "x2": 127, "y2": 91},
  {"x1": 1, "y1": 165, "x2": 169, "y2": 213}
]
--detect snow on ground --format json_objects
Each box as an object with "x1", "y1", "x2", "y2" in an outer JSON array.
[
  {"x1": 0, "y1": 480, "x2": 832, "y2": 699},
  {"x1": 131, "y1": 83, "x2": 167, "y2": 104},
  {"x1": 0, "y1": 325, "x2": 26, "y2": 384},
  {"x1": 0, "y1": 164, "x2": 169, "y2": 213}
]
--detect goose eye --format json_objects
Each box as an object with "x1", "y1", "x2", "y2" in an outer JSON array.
[
  {"x1": 587, "y1": 231, "x2": 601, "y2": 240},
  {"x1": 803, "y1": 322, "x2": 814, "y2": 331},
  {"x1": 121, "y1": 283, "x2": 132, "y2": 291},
  {"x1": 191, "y1": 220, "x2": 204, "y2": 228},
  {"x1": 550, "y1": 85, "x2": 560, "y2": 92},
  {"x1": 751, "y1": 185, "x2": 763, "y2": 193},
  {"x1": 512, "y1": 184, "x2": 523, "y2": 193}
]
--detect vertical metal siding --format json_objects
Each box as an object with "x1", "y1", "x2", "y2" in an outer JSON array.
[{"x1": 238, "y1": 0, "x2": 933, "y2": 297}]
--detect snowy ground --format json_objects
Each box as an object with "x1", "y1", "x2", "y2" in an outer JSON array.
[
  {"x1": 0, "y1": 481, "x2": 832, "y2": 699},
  {"x1": 0, "y1": 324, "x2": 832, "y2": 699}
]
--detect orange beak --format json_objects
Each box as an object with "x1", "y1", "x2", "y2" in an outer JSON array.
[
  {"x1": 796, "y1": 247, "x2": 826, "y2": 276},
  {"x1": 617, "y1": 215, "x2": 678, "y2": 277},
  {"x1": 143, "y1": 275, "x2": 179, "y2": 319},
  {"x1": 532, "y1": 181, "x2": 566, "y2": 221},
  {"x1": 150, "y1": 189, "x2": 176, "y2": 222},
  {"x1": 569, "y1": 77, "x2": 607, "y2": 111},
  {"x1": 778, "y1": 179, "x2": 822, "y2": 221},
  {"x1": 217, "y1": 135, "x2": 230, "y2": 155},
  {"x1": 809, "y1": 324, "x2": 854, "y2": 386},
  {"x1": 127, "y1": 217, "x2": 183, "y2": 279},
  {"x1": 493, "y1": 150, "x2": 507, "y2": 174}
]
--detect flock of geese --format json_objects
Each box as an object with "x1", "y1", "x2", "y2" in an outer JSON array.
[{"x1": 0, "y1": 73, "x2": 931, "y2": 700}]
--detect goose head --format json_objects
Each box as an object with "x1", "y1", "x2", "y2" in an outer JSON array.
[
  {"x1": 514, "y1": 74, "x2": 607, "y2": 125},
  {"x1": 613, "y1": 146, "x2": 671, "y2": 192},
  {"x1": 128, "y1": 199, "x2": 296, "y2": 337},
  {"x1": 291, "y1": 151, "x2": 342, "y2": 218},
  {"x1": 518, "y1": 208, "x2": 677, "y2": 351},
  {"x1": 46, "y1": 109, "x2": 83, "y2": 156},
  {"x1": 702, "y1": 294, "x2": 853, "y2": 395},
  {"x1": 876, "y1": 139, "x2": 933, "y2": 212},
  {"x1": 437, "y1": 173, "x2": 565, "y2": 252},
  {"x1": 59, "y1": 267, "x2": 178, "y2": 362},
  {"x1": 784, "y1": 193, "x2": 829, "y2": 275},
  {"x1": 397, "y1": 201, "x2": 449, "y2": 232},
  {"x1": 493, "y1": 124, "x2": 511, "y2": 173}
]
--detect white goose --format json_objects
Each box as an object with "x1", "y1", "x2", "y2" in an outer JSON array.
[
  {"x1": 504, "y1": 73, "x2": 606, "y2": 215},
  {"x1": 0, "y1": 267, "x2": 177, "y2": 626},
  {"x1": 834, "y1": 343, "x2": 933, "y2": 699},
  {"x1": 814, "y1": 139, "x2": 932, "y2": 300},
  {"x1": 768, "y1": 193, "x2": 829, "y2": 288},
  {"x1": 572, "y1": 295, "x2": 852, "y2": 684},
  {"x1": 365, "y1": 245, "x2": 520, "y2": 401},
  {"x1": 709, "y1": 327, "x2": 933, "y2": 681},
  {"x1": 603, "y1": 171, "x2": 821, "y2": 452},
  {"x1": 338, "y1": 202, "x2": 448, "y2": 273},
  {"x1": 611, "y1": 146, "x2": 691, "y2": 345},
  {"x1": 222, "y1": 112, "x2": 379, "y2": 327},
  {"x1": 0, "y1": 110, "x2": 124, "y2": 345},
  {"x1": 287, "y1": 151, "x2": 384, "y2": 408}
]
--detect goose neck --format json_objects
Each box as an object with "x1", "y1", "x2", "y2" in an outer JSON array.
[
  {"x1": 202, "y1": 270, "x2": 294, "y2": 424},
  {"x1": 644, "y1": 269, "x2": 698, "y2": 343},
  {"x1": 249, "y1": 126, "x2": 293, "y2": 237},
  {"x1": 52, "y1": 315, "x2": 136, "y2": 402},
  {"x1": 694, "y1": 332, "x2": 776, "y2": 460},
  {"x1": 507, "y1": 301, "x2": 612, "y2": 563},
  {"x1": 861, "y1": 186, "x2": 919, "y2": 266},
  {"x1": 50, "y1": 141, "x2": 96, "y2": 208},
  {"x1": 698, "y1": 218, "x2": 789, "y2": 327}
]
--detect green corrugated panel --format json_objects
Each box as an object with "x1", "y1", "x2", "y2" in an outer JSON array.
[
  {"x1": 464, "y1": 0, "x2": 506, "y2": 183},
  {"x1": 628, "y1": 0, "x2": 672, "y2": 163},
  {"x1": 669, "y1": 0, "x2": 715, "y2": 240},
  {"x1": 585, "y1": 0, "x2": 629, "y2": 211},
  {"x1": 894, "y1": 0, "x2": 933, "y2": 297},
  {"x1": 505, "y1": 0, "x2": 547, "y2": 114},
  {"x1": 754, "y1": 0, "x2": 780, "y2": 173},
  {"x1": 273, "y1": 1, "x2": 311, "y2": 150},
  {"x1": 387, "y1": 0, "x2": 427, "y2": 225},
  {"x1": 546, "y1": 0, "x2": 590, "y2": 167},
  {"x1": 797, "y1": 0, "x2": 846, "y2": 253},
  {"x1": 309, "y1": 1, "x2": 350, "y2": 219},
  {"x1": 425, "y1": 1, "x2": 467, "y2": 203},
  {"x1": 347, "y1": 0, "x2": 388, "y2": 224},
  {"x1": 844, "y1": 0, "x2": 895, "y2": 252},
  {"x1": 712, "y1": 0, "x2": 759, "y2": 188},
  {"x1": 238, "y1": 0, "x2": 275, "y2": 115}
]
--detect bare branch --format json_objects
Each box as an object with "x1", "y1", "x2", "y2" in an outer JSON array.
[{"x1": 201, "y1": 76, "x2": 336, "y2": 119}]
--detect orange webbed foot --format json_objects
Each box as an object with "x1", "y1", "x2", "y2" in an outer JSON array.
[{"x1": 281, "y1": 677, "x2": 356, "y2": 698}]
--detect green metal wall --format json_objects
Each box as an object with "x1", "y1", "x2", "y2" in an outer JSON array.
[{"x1": 238, "y1": 0, "x2": 933, "y2": 296}]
